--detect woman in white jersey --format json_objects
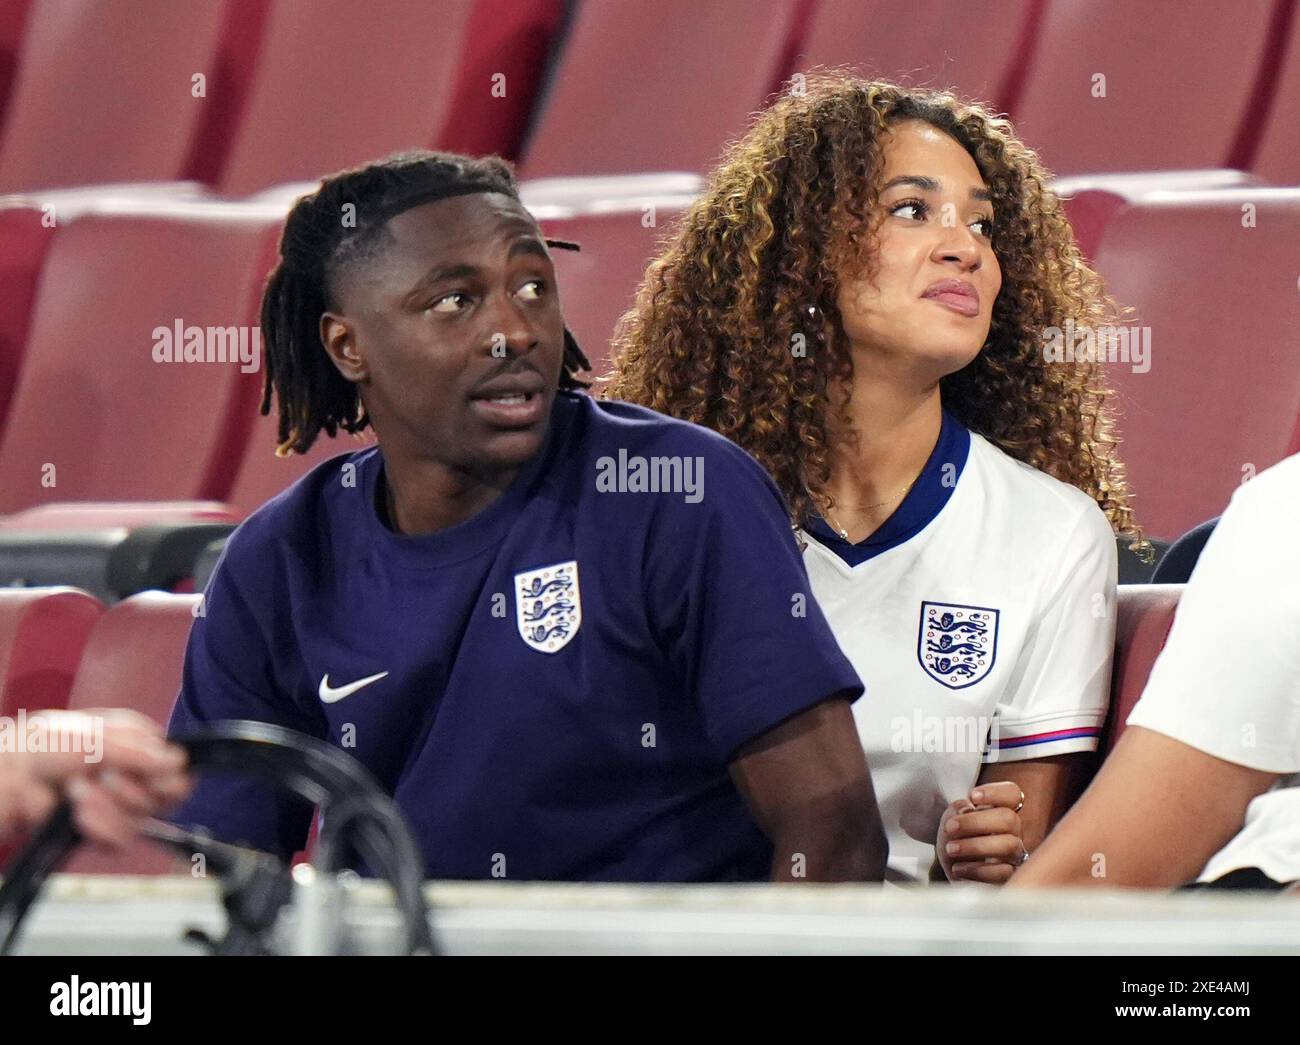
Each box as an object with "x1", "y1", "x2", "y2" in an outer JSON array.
[{"x1": 607, "y1": 75, "x2": 1144, "y2": 884}]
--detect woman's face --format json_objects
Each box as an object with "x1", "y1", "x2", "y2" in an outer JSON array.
[{"x1": 836, "y1": 119, "x2": 1002, "y2": 383}]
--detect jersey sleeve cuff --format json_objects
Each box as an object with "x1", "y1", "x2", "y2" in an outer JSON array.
[
  {"x1": 711, "y1": 668, "x2": 864, "y2": 764},
  {"x1": 982, "y1": 712, "x2": 1104, "y2": 764}
]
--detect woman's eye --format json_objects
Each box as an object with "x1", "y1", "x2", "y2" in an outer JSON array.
[
  {"x1": 516, "y1": 279, "x2": 546, "y2": 301},
  {"x1": 891, "y1": 199, "x2": 928, "y2": 220},
  {"x1": 971, "y1": 217, "x2": 995, "y2": 237},
  {"x1": 428, "y1": 292, "x2": 469, "y2": 313}
]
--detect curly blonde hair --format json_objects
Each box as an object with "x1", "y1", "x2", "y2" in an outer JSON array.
[{"x1": 604, "y1": 74, "x2": 1141, "y2": 545}]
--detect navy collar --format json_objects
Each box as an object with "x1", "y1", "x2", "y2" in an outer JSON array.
[{"x1": 804, "y1": 408, "x2": 971, "y2": 566}]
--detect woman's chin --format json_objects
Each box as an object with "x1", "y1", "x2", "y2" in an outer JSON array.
[{"x1": 912, "y1": 342, "x2": 985, "y2": 380}]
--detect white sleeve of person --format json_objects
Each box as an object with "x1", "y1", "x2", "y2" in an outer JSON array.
[
  {"x1": 1125, "y1": 455, "x2": 1300, "y2": 883},
  {"x1": 982, "y1": 502, "x2": 1118, "y2": 764}
]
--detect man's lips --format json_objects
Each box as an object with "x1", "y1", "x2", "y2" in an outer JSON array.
[
  {"x1": 468, "y1": 393, "x2": 545, "y2": 427},
  {"x1": 468, "y1": 374, "x2": 547, "y2": 428},
  {"x1": 922, "y1": 279, "x2": 981, "y2": 317}
]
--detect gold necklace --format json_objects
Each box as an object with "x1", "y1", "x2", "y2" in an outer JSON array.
[{"x1": 823, "y1": 473, "x2": 922, "y2": 541}]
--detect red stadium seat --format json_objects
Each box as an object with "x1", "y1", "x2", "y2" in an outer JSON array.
[
  {"x1": 1052, "y1": 169, "x2": 1264, "y2": 261},
  {"x1": 0, "y1": 586, "x2": 103, "y2": 717},
  {"x1": 1011, "y1": 0, "x2": 1276, "y2": 175},
  {"x1": 254, "y1": 173, "x2": 711, "y2": 213},
  {"x1": 520, "y1": 0, "x2": 806, "y2": 178},
  {"x1": 226, "y1": 413, "x2": 371, "y2": 517},
  {"x1": 62, "y1": 591, "x2": 199, "y2": 875},
  {"x1": 176, "y1": 0, "x2": 272, "y2": 187},
  {"x1": 1251, "y1": 4, "x2": 1300, "y2": 184},
  {"x1": 0, "y1": 0, "x2": 30, "y2": 142},
  {"x1": 0, "y1": 202, "x2": 54, "y2": 434},
  {"x1": 0, "y1": 185, "x2": 219, "y2": 439},
  {"x1": 1102, "y1": 584, "x2": 1182, "y2": 754},
  {"x1": 520, "y1": 172, "x2": 705, "y2": 209},
  {"x1": 0, "y1": 502, "x2": 240, "y2": 532},
  {"x1": 1089, "y1": 188, "x2": 1300, "y2": 540},
  {"x1": 794, "y1": 0, "x2": 1042, "y2": 112},
  {"x1": 65, "y1": 592, "x2": 196, "y2": 727},
  {"x1": 0, "y1": 200, "x2": 281, "y2": 513},
  {"x1": 213, "y1": 0, "x2": 475, "y2": 195},
  {"x1": 438, "y1": 0, "x2": 567, "y2": 163},
  {"x1": 0, "y1": 0, "x2": 229, "y2": 191},
  {"x1": 538, "y1": 199, "x2": 692, "y2": 376}
]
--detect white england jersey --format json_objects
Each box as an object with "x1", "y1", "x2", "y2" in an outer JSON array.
[
  {"x1": 799, "y1": 410, "x2": 1118, "y2": 883},
  {"x1": 1127, "y1": 452, "x2": 1300, "y2": 885}
]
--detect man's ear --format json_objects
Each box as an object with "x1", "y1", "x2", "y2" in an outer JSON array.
[{"x1": 320, "y1": 311, "x2": 368, "y2": 383}]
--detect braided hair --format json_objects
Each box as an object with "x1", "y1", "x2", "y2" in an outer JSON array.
[{"x1": 260, "y1": 149, "x2": 590, "y2": 454}]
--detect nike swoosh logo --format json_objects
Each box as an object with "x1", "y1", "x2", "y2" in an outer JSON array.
[{"x1": 318, "y1": 671, "x2": 389, "y2": 704}]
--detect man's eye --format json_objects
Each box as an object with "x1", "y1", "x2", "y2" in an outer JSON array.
[
  {"x1": 891, "y1": 199, "x2": 928, "y2": 220},
  {"x1": 516, "y1": 280, "x2": 546, "y2": 301},
  {"x1": 428, "y1": 293, "x2": 470, "y2": 313}
]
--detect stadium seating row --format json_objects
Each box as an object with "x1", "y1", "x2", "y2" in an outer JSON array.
[
  {"x1": 0, "y1": 178, "x2": 1295, "y2": 555},
  {"x1": 0, "y1": 0, "x2": 1296, "y2": 194},
  {"x1": 0, "y1": 580, "x2": 1184, "y2": 873}
]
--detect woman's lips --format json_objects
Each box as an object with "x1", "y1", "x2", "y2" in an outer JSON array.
[{"x1": 924, "y1": 290, "x2": 980, "y2": 317}]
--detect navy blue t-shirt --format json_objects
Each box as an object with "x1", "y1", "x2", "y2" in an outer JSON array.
[{"x1": 168, "y1": 392, "x2": 862, "y2": 881}]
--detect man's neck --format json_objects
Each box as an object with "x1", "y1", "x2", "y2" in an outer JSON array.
[
  {"x1": 381, "y1": 452, "x2": 519, "y2": 537},
  {"x1": 823, "y1": 369, "x2": 943, "y2": 541}
]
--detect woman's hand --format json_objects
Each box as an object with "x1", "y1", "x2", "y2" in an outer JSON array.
[{"x1": 935, "y1": 780, "x2": 1027, "y2": 884}]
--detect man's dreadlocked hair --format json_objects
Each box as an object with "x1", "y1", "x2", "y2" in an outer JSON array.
[{"x1": 261, "y1": 149, "x2": 590, "y2": 455}]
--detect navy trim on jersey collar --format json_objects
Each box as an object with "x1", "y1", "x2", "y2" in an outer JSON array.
[{"x1": 804, "y1": 408, "x2": 971, "y2": 567}]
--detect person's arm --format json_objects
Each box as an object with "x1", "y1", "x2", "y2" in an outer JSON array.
[
  {"x1": 978, "y1": 754, "x2": 1093, "y2": 850},
  {"x1": 1011, "y1": 726, "x2": 1277, "y2": 888},
  {"x1": 642, "y1": 431, "x2": 885, "y2": 882},
  {"x1": 1015, "y1": 461, "x2": 1300, "y2": 888},
  {"x1": 729, "y1": 700, "x2": 887, "y2": 882},
  {"x1": 934, "y1": 753, "x2": 1093, "y2": 882},
  {"x1": 0, "y1": 710, "x2": 190, "y2": 848},
  {"x1": 166, "y1": 527, "x2": 327, "y2": 857},
  {"x1": 935, "y1": 502, "x2": 1117, "y2": 883}
]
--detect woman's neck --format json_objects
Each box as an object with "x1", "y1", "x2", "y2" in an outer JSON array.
[{"x1": 822, "y1": 378, "x2": 943, "y2": 543}]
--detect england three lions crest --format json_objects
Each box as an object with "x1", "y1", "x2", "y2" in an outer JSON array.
[
  {"x1": 918, "y1": 601, "x2": 999, "y2": 689},
  {"x1": 515, "y1": 561, "x2": 581, "y2": 653}
]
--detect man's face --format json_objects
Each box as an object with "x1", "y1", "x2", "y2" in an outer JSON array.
[{"x1": 322, "y1": 192, "x2": 566, "y2": 475}]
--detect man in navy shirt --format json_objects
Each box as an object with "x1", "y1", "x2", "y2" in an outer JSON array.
[{"x1": 169, "y1": 150, "x2": 885, "y2": 882}]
